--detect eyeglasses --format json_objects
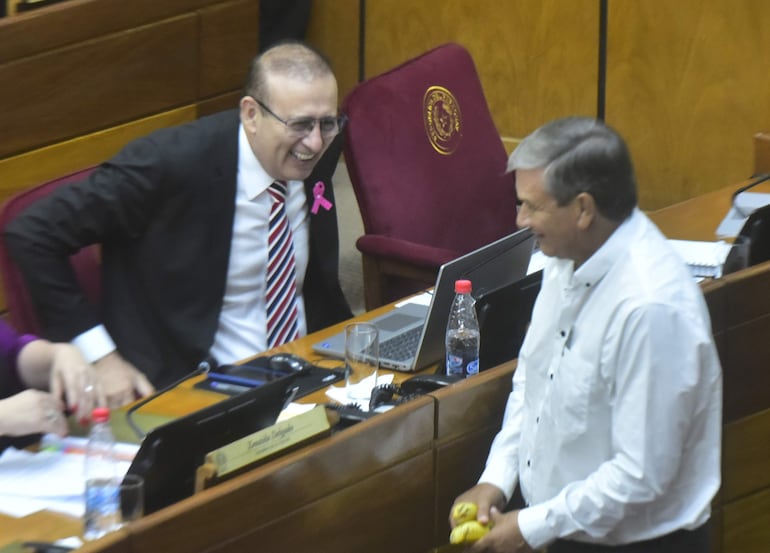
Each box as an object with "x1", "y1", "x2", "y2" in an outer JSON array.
[{"x1": 254, "y1": 98, "x2": 347, "y2": 139}]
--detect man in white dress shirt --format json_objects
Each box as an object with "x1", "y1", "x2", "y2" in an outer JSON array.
[{"x1": 450, "y1": 117, "x2": 722, "y2": 553}]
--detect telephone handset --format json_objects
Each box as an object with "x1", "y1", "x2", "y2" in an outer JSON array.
[
  {"x1": 208, "y1": 354, "x2": 312, "y2": 388},
  {"x1": 369, "y1": 373, "x2": 464, "y2": 411},
  {"x1": 198, "y1": 354, "x2": 345, "y2": 398},
  {"x1": 401, "y1": 373, "x2": 463, "y2": 394}
]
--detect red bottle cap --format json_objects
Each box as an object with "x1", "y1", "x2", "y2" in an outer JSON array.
[
  {"x1": 91, "y1": 407, "x2": 110, "y2": 423},
  {"x1": 454, "y1": 279, "x2": 472, "y2": 294}
]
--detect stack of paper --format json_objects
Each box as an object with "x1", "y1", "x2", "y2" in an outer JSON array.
[
  {"x1": 0, "y1": 436, "x2": 137, "y2": 519},
  {"x1": 668, "y1": 239, "x2": 733, "y2": 279}
]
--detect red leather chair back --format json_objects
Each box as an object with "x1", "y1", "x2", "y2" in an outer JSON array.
[
  {"x1": 342, "y1": 43, "x2": 518, "y2": 257},
  {"x1": 0, "y1": 168, "x2": 102, "y2": 334}
]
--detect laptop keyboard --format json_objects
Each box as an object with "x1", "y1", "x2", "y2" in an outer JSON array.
[{"x1": 380, "y1": 326, "x2": 422, "y2": 361}]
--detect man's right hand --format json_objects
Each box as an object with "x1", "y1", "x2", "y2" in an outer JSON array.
[
  {"x1": 449, "y1": 483, "x2": 507, "y2": 528},
  {"x1": 93, "y1": 351, "x2": 155, "y2": 408}
]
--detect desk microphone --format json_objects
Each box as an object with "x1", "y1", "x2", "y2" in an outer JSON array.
[
  {"x1": 125, "y1": 356, "x2": 217, "y2": 439},
  {"x1": 731, "y1": 173, "x2": 770, "y2": 216}
]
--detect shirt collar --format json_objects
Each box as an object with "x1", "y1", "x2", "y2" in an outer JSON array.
[
  {"x1": 567, "y1": 208, "x2": 643, "y2": 288},
  {"x1": 238, "y1": 124, "x2": 275, "y2": 200}
]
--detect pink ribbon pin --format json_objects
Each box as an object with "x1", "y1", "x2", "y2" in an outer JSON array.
[{"x1": 311, "y1": 181, "x2": 333, "y2": 214}]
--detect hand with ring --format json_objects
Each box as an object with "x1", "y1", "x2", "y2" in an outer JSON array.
[{"x1": 0, "y1": 389, "x2": 68, "y2": 437}]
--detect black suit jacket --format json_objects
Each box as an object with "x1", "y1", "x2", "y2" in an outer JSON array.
[{"x1": 4, "y1": 110, "x2": 352, "y2": 387}]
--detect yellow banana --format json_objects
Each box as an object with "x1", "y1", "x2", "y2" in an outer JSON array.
[
  {"x1": 450, "y1": 520, "x2": 490, "y2": 544},
  {"x1": 451, "y1": 501, "x2": 478, "y2": 525}
]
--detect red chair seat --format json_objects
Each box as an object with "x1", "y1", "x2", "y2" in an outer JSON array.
[{"x1": 0, "y1": 168, "x2": 102, "y2": 335}]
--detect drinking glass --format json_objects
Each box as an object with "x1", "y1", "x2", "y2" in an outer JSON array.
[
  {"x1": 119, "y1": 474, "x2": 144, "y2": 525},
  {"x1": 344, "y1": 323, "x2": 379, "y2": 402}
]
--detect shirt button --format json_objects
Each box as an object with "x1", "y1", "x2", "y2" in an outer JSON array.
[
  {"x1": 536, "y1": 416, "x2": 540, "y2": 423},
  {"x1": 560, "y1": 330, "x2": 566, "y2": 337},
  {"x1": 550, "y1": 374, "x2": 554, "y2": 380},
  {"x1": 527, "y1": 460, "x2": 531, "y2": 467}
]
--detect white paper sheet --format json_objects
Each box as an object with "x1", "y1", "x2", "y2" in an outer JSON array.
[{"x1": 0, "y1": 435, "x2": 137, "y2": 518}]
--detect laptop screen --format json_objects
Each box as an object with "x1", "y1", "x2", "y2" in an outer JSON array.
[
  {"x1": 476, "y1": 269, "x2": 542, "y2": 370},
  {"x1": 126, "y1": 374, "x2": 297, "y2": 514},
  {"x1": 408, "y1": 228, "x2": 536, "y2": 370}
]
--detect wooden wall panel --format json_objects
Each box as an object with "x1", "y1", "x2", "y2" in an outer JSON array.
[
  {"x1": 723, "y1": 317, "x2": 770, "y2": 423},
  {"x1": 0, "y1": 16, "x2": 198, "y2": 158},
  {"x1": 432, "y1": 363, "x2": 514, "y2": 546},
  {"x1": 606, "y1": 0, "x2": 770, "y2": 210},
  {"x1": 434, "y1": 428, "x2": 501, "y2": 546},
  {"x1": 197, "y1": 91, "x2": 243, "y2": 117},
  {"x1": 305, "y1": 0, "x2": 361, "y2": 104},
  {"x1": 723, "y1": 260, "x2": 770, "y2": 328},
  {"x1": 216, "y1": 453, "x2": 436, "y2": 553},
  {"x1": 722, "y1": 408, "x2": 770, "y2": 504},
  {"x1": 198, "y1": 0, "x2": 259, "y2": 99},
  {"x1": 128, "y1": 398, "x2": 435, "y2": 553},
  {"x1": 360, "y1": 0, "x2": 598, "y2": 142},
  {"x1": 310, "y1": 0, "x2": 770, "y2": 210},
  {"x1": 755, "y1": 132, "x2": 770, "y2": 174},
  {"x1": 0, "y1": 0, "x2": 222, "y2": 63},
  {"x1": 722, "y1": 487, "x2": 770, "y2": 553},
  {"x1": 0, "y1": 108, "x2": 196, "y2": 206}
]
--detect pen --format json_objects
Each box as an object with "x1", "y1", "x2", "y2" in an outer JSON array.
[{"x1": 209, "y1": 380, "x2": 250, "y2": 394}]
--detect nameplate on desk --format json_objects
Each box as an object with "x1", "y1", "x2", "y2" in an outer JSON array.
[{"x1": 204, "y1": 406, "x2": 334, "y2": 477}]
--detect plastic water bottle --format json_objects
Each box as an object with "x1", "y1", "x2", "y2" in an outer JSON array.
[
  {"x1": 84, "y1": 407, "x2": 120, "y2": 540},
  {"x1": 445, "y1": 279, "x2": 480, "y2": 377}
]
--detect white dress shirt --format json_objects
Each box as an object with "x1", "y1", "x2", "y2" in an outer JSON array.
[
  {"x1": 209, "y1": 125, "x2": 309, "y2": 363},
  {"x1": 75, "y1": 124, "x2": 310, "y2": 365},
  {"x1": 479, "y1": 208, "x2": 723, "y2": 549}
]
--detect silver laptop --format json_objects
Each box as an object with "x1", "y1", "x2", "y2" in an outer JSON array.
[{"x1": 312, "y1": 228, "x2": 536, "y2": 372}]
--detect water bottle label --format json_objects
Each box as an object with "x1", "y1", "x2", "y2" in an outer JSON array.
[
  {"x1": 446, "y1": 353, "x2": 464, "y2": 375},
  {"x1": 466, "y1": 358, "x2": 480, "y2": 375},
  {"x1": 84, "y1": 479, "x2": 120, "y2": 539}
]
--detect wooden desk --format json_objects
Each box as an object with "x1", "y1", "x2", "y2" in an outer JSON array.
[
  {"x1": 650, "y1": 175, "x2": 770, "y2": 241},
  {"x1": 0, "y1": 298, "x2": 435, "y2": 546}
]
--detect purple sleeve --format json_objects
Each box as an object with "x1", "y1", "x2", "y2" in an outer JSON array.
[{"x1": 0, "y1": 319, "x2": 38, "y2": 389}]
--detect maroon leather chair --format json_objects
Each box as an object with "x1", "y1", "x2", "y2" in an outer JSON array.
[
  {"x1": 342, "y1": 43, "x2": 518, "y2": 309},
  {"x1": 0, "y1": 168, "x2": 102, "y2": 335}
]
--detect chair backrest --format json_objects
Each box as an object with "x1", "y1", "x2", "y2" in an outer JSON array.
[
  {"x1": 0, "y1": 168, "x2": 102, "y2": 335},
  {"x1": 342, "y1": 43, "x2": 518, "y2": 256}
]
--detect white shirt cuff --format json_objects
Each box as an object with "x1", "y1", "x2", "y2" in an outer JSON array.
[
  {"x1": 72, "y1": 325, "x2": 117, "y2": 363},
  {"x1": 517, "y1": 503, "x2": 555, "y2": 550}
]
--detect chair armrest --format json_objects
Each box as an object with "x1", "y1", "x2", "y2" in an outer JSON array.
[{"x1": 355, "y1": 234, "x2": 459, "y2": 269}]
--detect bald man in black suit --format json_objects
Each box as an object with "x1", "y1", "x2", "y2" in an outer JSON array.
[{"x1": 5, "y1": 41, "x2": 352, "y2": 405}]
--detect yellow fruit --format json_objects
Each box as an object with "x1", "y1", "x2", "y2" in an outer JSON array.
[
  {"x1": 449, "y1": 520, "x2": 490, "y2": 544},
  {"x1": 451, "y1": 501, "x2": 478, "y2": 525}
]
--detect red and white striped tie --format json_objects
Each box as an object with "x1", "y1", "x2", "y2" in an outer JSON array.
[{"x1": 266, "y1": 181, "x2": 300, "y2": 348}]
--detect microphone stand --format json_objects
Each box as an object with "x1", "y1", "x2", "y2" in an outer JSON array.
[
  {"x1": 731, "y1": 173, "x2": 770, "y2": 217},
  {"x1": 126, "y1": 357, "x2": 217, "y2": 440}
]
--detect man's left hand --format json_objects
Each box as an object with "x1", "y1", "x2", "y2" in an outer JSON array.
[{"x1": 469, "y1": 509, "x2": 534, "y2": 553}]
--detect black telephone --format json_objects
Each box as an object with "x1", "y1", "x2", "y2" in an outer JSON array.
[
  {"x1": 325, "y1": 373, "x2": 462, "y2": 428},
  {"x1": 197, "y1": 354, "x2": 344, "y2": 398},
  {"x1": 206, "y1": 354, "x2": 310, "y2": 389},
  {"x1": 368, "y1": 373, "x2": 463, "y2": 411}
]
